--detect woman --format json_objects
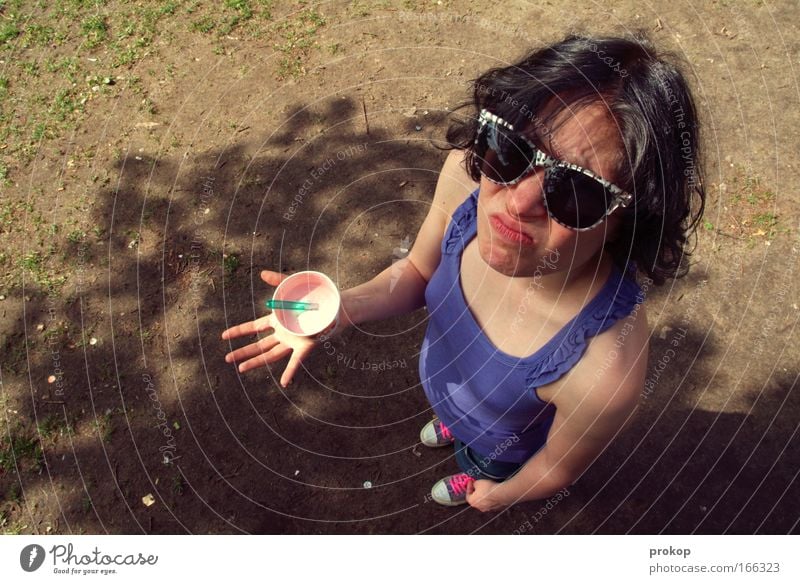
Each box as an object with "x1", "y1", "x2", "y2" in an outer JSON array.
[{"x1": 222, "y1": 33, "x2": 705, "y2": 511}]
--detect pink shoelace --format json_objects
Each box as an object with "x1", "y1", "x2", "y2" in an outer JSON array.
[
  {"x1": 438, "y1": 421, "x2": 453, "y2": 442},
  {"x1": 448, "y1": 473, "x2": 474, "y2": 496}
]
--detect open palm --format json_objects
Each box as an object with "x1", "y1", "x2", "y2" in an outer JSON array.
[{"x1": 221, "y1": 270, "x2": 320, "y2": 387}]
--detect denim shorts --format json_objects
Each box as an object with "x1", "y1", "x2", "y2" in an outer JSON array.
[{"x1": 454, "y1": 438, "x2": 523, "y2": 481}]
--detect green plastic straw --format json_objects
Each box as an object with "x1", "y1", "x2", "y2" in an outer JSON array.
[{"x1": 265, "y1": 299, "x2": 319, "y2": 311}]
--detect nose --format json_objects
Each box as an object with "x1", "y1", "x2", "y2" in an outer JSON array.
[{"x1": 504, "y1": 168, "x2": 549, "y2": 222}]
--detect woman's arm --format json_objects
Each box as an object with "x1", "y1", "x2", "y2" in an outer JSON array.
[
  {"x1": 222, "y1": 149, "x2": 477, "y2": 385},
  {"x1": 339, "y1": 149, "x2": 478, "y2": 329},
  {"x1": 467, "y1": 378, "x2": 641, "y2": 510},
  {"x1": 467, "y1": 315, "x2": 650, "y2": 511}
]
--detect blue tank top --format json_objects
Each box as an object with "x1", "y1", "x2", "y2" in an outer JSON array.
[{"x1": 419, "y1": 187, "x2": 644, "y2": 463}]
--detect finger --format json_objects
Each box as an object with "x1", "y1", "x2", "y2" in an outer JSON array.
[
  {"x1": 221, "y1": 314, "x2": 273, "y2": 340},
  {"x1": 225, "y1": 336, "x2": 280, "y2": 364},
  {"x1": 237, "y1": 344, "x2": 292, "y2": 373},
  {"x1": 280, "y1": 346, "x2": 312, "y2": 388},
  {"x1": 467, "y1": 480, "x2": 476, "y2": 495},
  {"x1": 260, "y1": 270, "x2": 289, "y2": 287}
]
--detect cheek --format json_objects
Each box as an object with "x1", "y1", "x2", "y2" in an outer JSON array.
[
  {"x1": 571, "y1": 227, "x2": 613, "y2": 259},
  {"x1": 546, "y1": 225, "x2": 609, "y2": 264}
]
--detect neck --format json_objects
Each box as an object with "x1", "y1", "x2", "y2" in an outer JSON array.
[{"x1": 507, "y1": 249, "x2": 614, "y2": 303}]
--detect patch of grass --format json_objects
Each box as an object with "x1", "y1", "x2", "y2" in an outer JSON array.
[
  {"x1": 81, "y1": 15, "x2": 107, "y2": 49},
  {"x1": 0, "y1": 202, "x2": 15, "y2": 230},
  {"x1": 140, "y1": 327, "x2": 154, "y2": 343},
  {"x1": 51, "y1": 88, "x2": 80, "y2": 122},
  {"x1": 2, "y1": 522, "x2": 27, "y2": 535},
  {"x1": 189, "y1": 0, "x2": 271, "y2": 36},
  {"x1": 23, "y1": 23, "x2": 56, "y2": 46},
  {"x1": 719, "y1": 167, "x2": 790, "y2": 243},
  {"x1": 348, "y1": 0, "x2": 378, "y2": 18},
  {"x1": 92, "y1": 413, "x2": 114, "y2": 443},
  {"x1": 112, "y1": 45, "x2": 139, "y2": 68},
  {"x1": 57, "y1": 57, "x2": 80, "y2": 83},
  {"x1": 730, "y1": 169, "x2": 775, "y2": 207},
  {"x1": 67, "y1": 229, "x2": 86, "y2": 243},
  {"x1": 752, "y1": 212, "x2": 779, "y2": 238},
  {"x1": 223, "y1": 253, "x2": 240, "y2": 277},
  {"x1": 0, "y1": 22, "x2": 20, "y2": 45},
  {"x1": 36, "y1": 412, "x2": 74, "y2": 442},
  {"x1": 21, "y1": 61, "x2": 39, "y2": 76},
  {"x1": 219, "y1": 0, "x2": 254, "y2": 35},
  {"x1": 17, "y1": 251, "x2": 68, "y2": 293},
  {"x1": 273, "y1": 7, "x2": 326, "y2": 79},
  {"x1": 31, "y1": 122, "x2": 49, "y2": 142},
  {"x1": 191, "y1": 15, "x2": 215, "y2": 33},
  {"x1": 5, "y1": 482, "x2": 22, "y2": 504},
  {"x1": 258, "y1": 0, "x2": 274, "y2": 20},
  {"x1": 0, "y1": 432, "x2": 43, "y2": 472},
  {"x1": 171, "y1": 474, "x2": 185, "y2": 496}
]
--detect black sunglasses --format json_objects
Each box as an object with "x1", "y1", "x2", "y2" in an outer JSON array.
[{"x1": 473, "y1": 109, "x2": 633, "y2": 231}]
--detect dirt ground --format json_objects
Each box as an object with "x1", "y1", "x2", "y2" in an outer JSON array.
[{"x1": 1, "y1": 0, "x2": 798, "y2": 534}]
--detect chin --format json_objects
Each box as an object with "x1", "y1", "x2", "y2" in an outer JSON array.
[{"x1": 478, "y1": 236, "x2": 540, "y2": 277}]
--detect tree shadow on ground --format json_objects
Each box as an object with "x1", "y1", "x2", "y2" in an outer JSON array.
[{"x1": 1, "y1": 97, "x2": 798, "y2": 534}]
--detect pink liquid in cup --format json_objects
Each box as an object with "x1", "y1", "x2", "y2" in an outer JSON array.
[{"x1": 272, "y1": 271, "x2": 340, "y2": 337}]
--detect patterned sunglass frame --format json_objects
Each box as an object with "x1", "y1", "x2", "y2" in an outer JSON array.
[{"x1": 474, "y1": 109, "x2": 633, "y2": 231}]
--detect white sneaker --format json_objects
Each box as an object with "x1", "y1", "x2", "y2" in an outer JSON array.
[
  {"x1": 419, "y1": 418, "x2": 455, "y2": 448},
  {"x1": 430, "y1": 473, "x2": 474, "y2": 506}
]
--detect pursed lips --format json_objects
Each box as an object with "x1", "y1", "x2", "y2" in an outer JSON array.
[{"x1": 489, "y1": 213, "x2": 536, "y2": 245}]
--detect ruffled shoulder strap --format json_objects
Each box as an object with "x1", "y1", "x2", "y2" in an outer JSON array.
[
  {"x1": 441, "y1": 188, "x2": 479, "y2": 255},
  {"x1": 525, "y1": 270, "x2": 644, "y2": 390}
]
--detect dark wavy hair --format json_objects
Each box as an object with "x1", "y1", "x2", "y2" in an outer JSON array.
[{"x1": 444, "y1": 33, "x2": 705, "y2": 286}]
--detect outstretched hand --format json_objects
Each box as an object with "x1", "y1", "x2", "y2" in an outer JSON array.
[{"x1": 221, "y1": 270, "x2": 320, "y2": 388}]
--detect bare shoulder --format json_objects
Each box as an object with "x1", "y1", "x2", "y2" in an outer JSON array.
[
  {"x1": 434, "y1": 149, "x2": 479, "y2": 217},
  {"x1": 407, "y1": 149, "x2": 479, "y2": 282},
  {"x1": 557, "y1": 298, "x2": 650, "y2": 415}
]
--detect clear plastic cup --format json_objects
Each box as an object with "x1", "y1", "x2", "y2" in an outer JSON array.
[{"x1": 271, "y1": 271, "x2": 341, "y2": 338}]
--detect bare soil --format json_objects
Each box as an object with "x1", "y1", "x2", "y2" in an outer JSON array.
[{"x1": 1, "y1": 0, "x2": 798, "y2": 534}]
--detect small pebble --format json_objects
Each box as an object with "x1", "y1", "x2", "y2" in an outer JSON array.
[
  {"x1": 294, "y1": 470, "x2": 300, "y2": 476},
  {"x1": 363, "y1": 481, "x2": 373, "y2": 489},
  {"x1": 89, "y1": 337, "x2": 98, "y2": 346},
  {"x1": 48, "y1": 375, "x2": 56, "y2": 384},
  {"x1": 36, "y1": 323, "x2": 45, "y2": 331},
  {"x1": 415, "y1": 125, "x2": 422, "y2": 131}
]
